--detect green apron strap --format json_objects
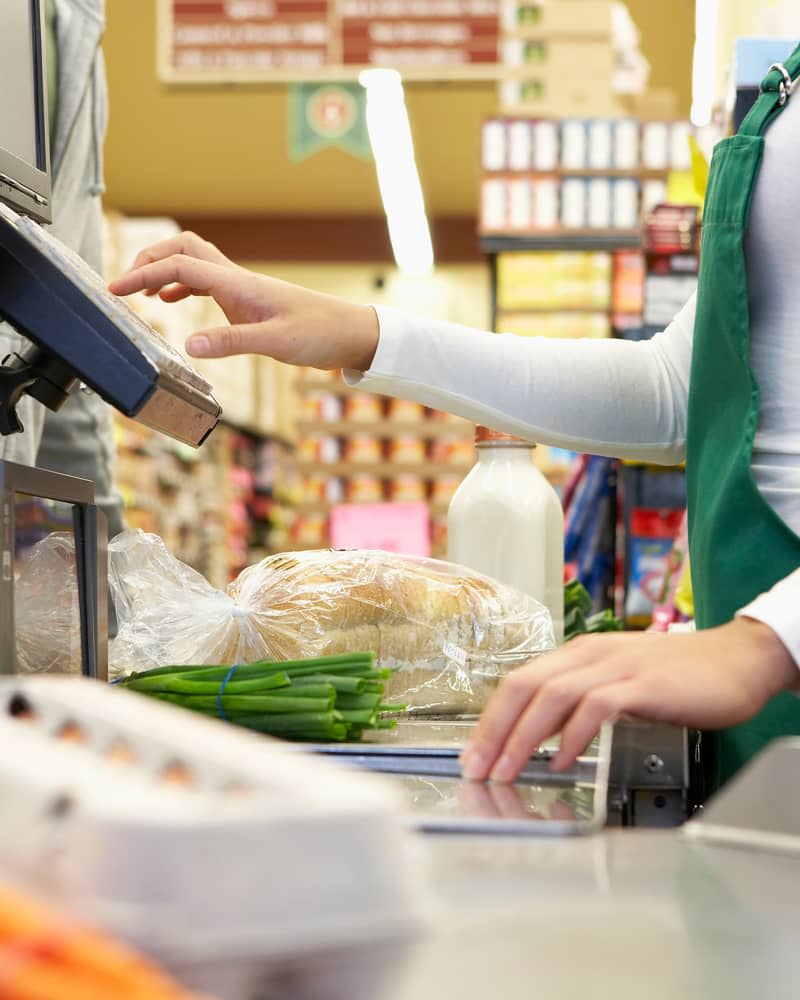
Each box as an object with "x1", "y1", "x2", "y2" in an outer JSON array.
[{"x1": 739, "y1": 43, "x2": 800, "y2": 136}]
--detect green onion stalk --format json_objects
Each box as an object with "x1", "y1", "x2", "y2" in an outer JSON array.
[{"x1": 116, "y1": 652, "x2": 403, "y2": 742}]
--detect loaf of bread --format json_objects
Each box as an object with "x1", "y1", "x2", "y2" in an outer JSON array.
[
  {"x1": 226, "y1": 549, "x2": 555, "y2": 713},
  {"x1": 108, "y1": 533, "x2": 555, "y2": 712}
]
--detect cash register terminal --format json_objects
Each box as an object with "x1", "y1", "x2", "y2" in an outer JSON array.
[{"x1": 0, "y1": 1, "x2": 221, "y2": 676}]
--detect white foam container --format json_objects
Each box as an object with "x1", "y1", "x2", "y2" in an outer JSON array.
[{"x1": 0, "y1": 677, "x2": 425, "y2": 974}]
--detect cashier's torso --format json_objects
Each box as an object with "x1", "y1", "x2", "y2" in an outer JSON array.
[{"x1": 745, "y1": 90, "x2": 800, "y2": 530}]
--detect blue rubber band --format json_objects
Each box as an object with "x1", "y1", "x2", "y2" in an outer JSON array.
[{"x1": 216, "y1": 665, "x2": 240, "y2": 721}]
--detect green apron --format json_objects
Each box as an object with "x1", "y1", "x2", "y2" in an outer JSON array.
[{"x1": 686, "y1": 47, "x2": 800, "y2": 792}]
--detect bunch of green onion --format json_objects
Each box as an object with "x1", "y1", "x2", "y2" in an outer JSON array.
[{"x1": 116, "y1": 652, "x2": 403, "y2": 742}]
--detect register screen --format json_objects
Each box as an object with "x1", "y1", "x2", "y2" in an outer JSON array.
[{"x1": 0, "y1": 4, "x2": 39, "y2": 169}]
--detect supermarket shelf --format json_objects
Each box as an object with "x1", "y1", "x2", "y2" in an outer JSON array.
[
  {"x1": 291, "y1": 465, "x2": 570, "y2": 504},
  {"x1": 296, "y1": 461, "x2": 472, "y2": 479},
  {"x1": 219, "y1": 416, "x2": 293, "y2": 449},
  {"x1": 496, "y1": 306, "x2": 611, "y2": 315},
  {"x1": 279, "y1": 540, "x2": 451, "y2": 556},
  {"x1": 296, "y1": 379, "x2": 361, "y2": 396},
  {"x1": 296, "y1": 420, "x2": 474, "y2": 439},
  {"x1": 481, "y1": 230, "x2": 641, "y2": 252},
  {"x1": 294, "y1": 500, "x2": 453, "y2": 517},
  {"x1": 482, "y1": 168, "x2": 671, "y2": 180}
]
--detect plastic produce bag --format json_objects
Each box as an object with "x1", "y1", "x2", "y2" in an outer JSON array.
[
  {"x1": 16, "y1": 532, "x2": 82, "y2": 674},
  {"x1": 109, "y1": 530, "x2": 555, "y2": 714}
]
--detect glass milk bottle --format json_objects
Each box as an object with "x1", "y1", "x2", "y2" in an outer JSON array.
[{"x1": 447, "y1": 426, "x2": 565, "y2": 643}]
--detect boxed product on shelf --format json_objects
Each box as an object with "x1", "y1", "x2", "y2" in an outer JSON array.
[
  {"x1": 428, "y1": 438, "x2": 476, "y2": 466},
  {"x1": 485, "y1": 176, "x2": 562, "y2": 232},
  {"x1": 291, "y1": 512, "x2": 328, "y2": 547},
  {"x1": 533, "y1": 119, "x2": 560, "y2": 169},
  {"x1": 345, "y1": 475, "x2": 384, "y2": 504},
  {"x1": 482, "y1": 174, "x2": 646, "y2": 233},
  {"x1": 481, "y1": 176, "x2": 507, "y2": 231},
  {"x1": 482, "y1": 118, "x2": 507, "y2": 171},
  {"x1": 612, "y1": 251, "x2": 646, "y2": 315},
  {"x1": 561, "y1": 177, "x2": 587, "y2": 227},
  {"x1": 343, "y1": 393, "x2": 383, "y2": 421},
  {"x1": 343, "y1": 434, "x2": 383, "y2": 463},
  {"x1": 613, "y1": 119, "x2": 640, "y2": 168},
  {"x1": 641, "y1": 120, "x2": 669, "y2": 169},
  {"x1": 668, "y1": 122, "x2": 693, "y2": 169},
  {"x1": 388, "y1": 436, "x2": 427, "y2": 463},
  {"x1": 611, "y1": 178, "x2": 640, "y2": 228},
  {"x1": 482, "y1": 117, "x2": 691, "y2": 175},
  {"x1": 642, "y1": 203, "x2": 701, "y2": 256},
  {"x1": 561, "y1": 119, "x2": 588, "y2": 169},
  {"x1": 507, "y1": 176, "x2": 533, "y2": 230},
  {"x1": 500, "y1": 38, "x2": 615, "y2": 88},
  {"x1": 387, "y1": 476, "x2": 427, "y2": 503},
  {"x1": 508, "y1": 119, "x2": 534, "y2": 171},
  {"x1": 587, "y1": 178, "x2": 613, "y2": 228},
  {"x1": 533, "y1": 177, "x2": 560, "y2": 228},
  {"x1": 387, "y1": 398, "x2": 426, "y2": 422},
  {"x1": 642, "y1": 179, "x2": 669, "y2": 215},
  {"x1": 640, "y1": 121, "x2": 693, "y2": 171},
  {"x1": 430, "y1": 475, "x2": 463, "y2": 508},
  {"x1": 587, "y1": 119, "x2": 614, "y2": 169},
  {"x1": 297, "y1": 435, "x2": 341, "y2": 463},
  {"x1": 430, "y1": 511, "x2": 449, "y2": 557},
  {"x1": 301, "y1": 476, "x2": 328, "y2": 502},
  {"x1": 625, "y1": 507, "x2": 685, "y2": 627},
  {"x1": 502, "y1": 0, "x2": 615, "y2": 37},
  {"x1": 497, "y1": 251, "x2": 612, "y2": 310},
  {"x1": 497, "y1": 311, "x2": 611, "y2": 339},
  {"x1": 499, "y1": 78, "x2": 621, "y2": 117}
]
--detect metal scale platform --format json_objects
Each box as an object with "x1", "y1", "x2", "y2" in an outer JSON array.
[{"x1": 307, "y1": 716, "x2": 690, "y2": 833}]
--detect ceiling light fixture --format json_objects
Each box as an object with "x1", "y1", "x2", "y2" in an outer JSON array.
[{"x1": 359, "y1": 68, "x2": 434, "y2": 278}]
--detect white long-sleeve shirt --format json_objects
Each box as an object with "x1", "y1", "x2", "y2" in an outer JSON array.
[{"x1": 346, "y1": 86, "x2": 800, "y2": 665}]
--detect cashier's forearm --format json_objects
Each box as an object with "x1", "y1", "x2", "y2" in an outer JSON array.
[{"x1": 347, "y1": 297, "x2": 695, "y2": 464}]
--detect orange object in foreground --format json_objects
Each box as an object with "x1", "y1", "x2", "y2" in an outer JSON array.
[{"x1": 0, "y1": 884, "x2": 203, "y2": 1000}]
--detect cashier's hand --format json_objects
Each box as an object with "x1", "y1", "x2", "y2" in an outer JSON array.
[
  {"x1": 460, "y1": 617, "x2": 799, "y2": 783},
  {"x1": 108, "y1": 231, "x2": 380, "y2": 371}
]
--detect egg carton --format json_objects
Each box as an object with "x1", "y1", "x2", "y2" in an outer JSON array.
[{"x1": 0, "y1": 676, "x2": 422, "y2": 965}]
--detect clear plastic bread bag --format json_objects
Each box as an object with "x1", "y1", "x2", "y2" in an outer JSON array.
[{"x1": 108, "y1": 531, "x2": 556, "y2": 713}]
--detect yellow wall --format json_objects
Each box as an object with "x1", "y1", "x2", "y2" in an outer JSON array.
[{"x1": 625, "y1": 0, "x2": 695, "y2": 113}]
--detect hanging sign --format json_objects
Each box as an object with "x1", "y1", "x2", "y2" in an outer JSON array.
[
  {"x1": 159, "y1": 0, "x2": 502, "y2": 83},
  {"x1": 289, "y1": 83, "x2": 371, "y2": 160}
]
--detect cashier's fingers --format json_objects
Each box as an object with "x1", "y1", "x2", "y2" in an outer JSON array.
[
  {"x1": 460, "y1": 636, "x2": 627, "y2": 781},
  {"x1": 109, "y1": 255, "x2": 225, "y2": 298},
  {"x1": 155, "y1": 283, "x2": 197, "y2": 304},
  {"x1": 483, "y1": 661, "x2": 634, "y2": 782},
  {"x1": 129, "y1": 231, "x2": 233, "y2": 273},
  {"x1": 549, "y1": 680, "x2": 641, "y2": 771}
]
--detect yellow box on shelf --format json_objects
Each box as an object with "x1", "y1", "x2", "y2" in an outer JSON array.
[
  {"x1": 497, "y1": 311, "x2": 611, "y2": 339},
  {"x1": 504, "y1": 2, "x2": 615, "y2": 39},
  {"x1": 497, "y1": 251, "x2": 612, "y2": 310}
]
